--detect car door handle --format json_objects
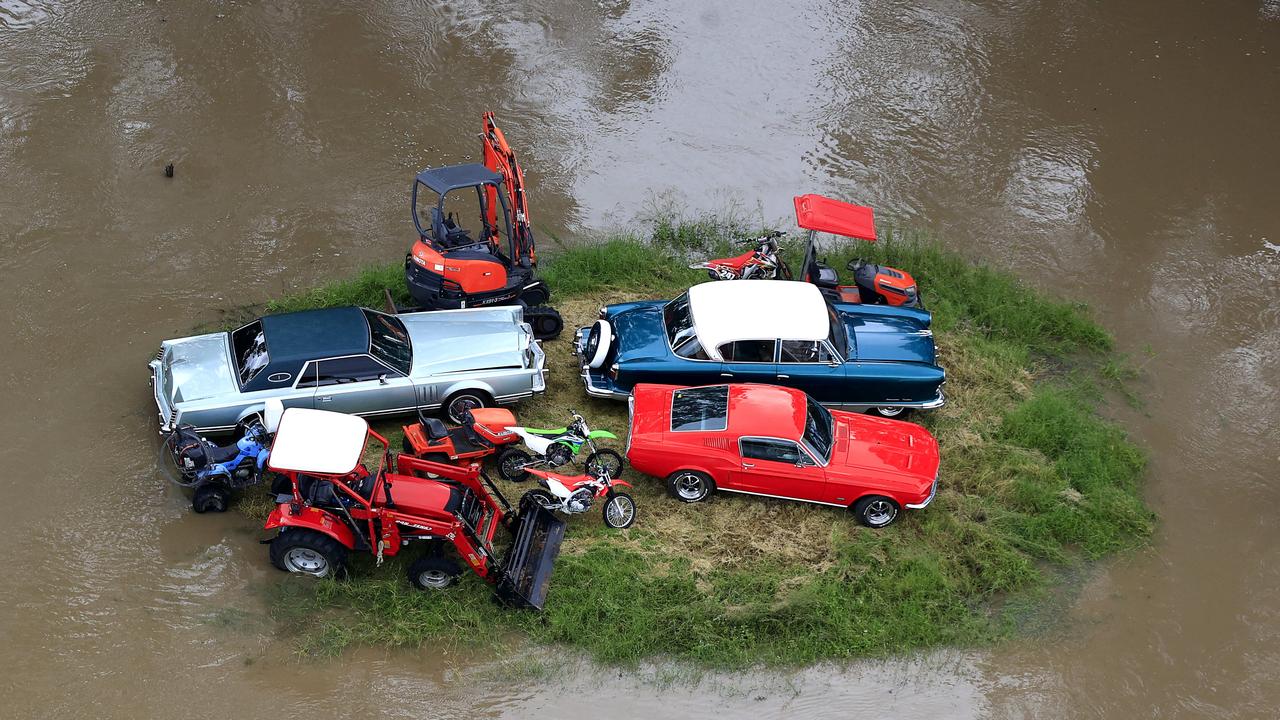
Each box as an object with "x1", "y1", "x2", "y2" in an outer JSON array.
[
  {"x1": 318, "y1": 396, "x2": 333, "y2": 403},
  {"x1": 777, "y1": 374, "x2": 789, "y2": 379},
  {"x1": 741, "y1": 463, "x2": 755, "y2": 469},
  {"x1": 720, "y1": 373, "x2": 733, "y2": 377}
]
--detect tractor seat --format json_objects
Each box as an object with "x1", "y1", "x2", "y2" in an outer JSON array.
[
  {"x1": 351, "y1": 473, "x2": 377, "y2": 501},
  {"x1": 422, "y1": 418, "x2": 449, "y2": 442}
]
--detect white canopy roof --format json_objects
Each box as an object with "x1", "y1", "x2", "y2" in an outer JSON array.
[
  {"x1": 688, "y1": 280, "x2": 830, "y2": 361},
  {"x1": 267, "y1": 408, "x2": 370, "y2": 475}
]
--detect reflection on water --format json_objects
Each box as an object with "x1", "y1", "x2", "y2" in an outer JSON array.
[{"x1": 0, "y1": 0, "x2": 1277, "y2": 717}]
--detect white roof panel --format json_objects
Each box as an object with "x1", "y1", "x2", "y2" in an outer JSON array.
[
  {"x1": 688, "y1": 280, "x2": 830, "y2": 361},
  {"x1": 267, "y1": 408, "x2": 370, "y2": 475}
]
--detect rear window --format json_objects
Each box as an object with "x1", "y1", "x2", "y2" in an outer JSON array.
[
  {"x1": 231, "y1": 320, "x2": 269, "y2": 387},
  {"x1": 670, "y1": 385, "x2": 729, "y2": 432}
]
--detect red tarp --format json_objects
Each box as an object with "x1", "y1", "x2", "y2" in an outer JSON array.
[{"x1": 793, "y1": 194, "x2": 877, "y2": 241}]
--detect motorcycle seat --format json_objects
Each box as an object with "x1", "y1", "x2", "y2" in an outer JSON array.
[{"x1": 422, "y1": 418, "x2": 449, "y2": 442}]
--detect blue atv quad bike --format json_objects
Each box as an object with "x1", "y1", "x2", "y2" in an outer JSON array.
[{"x1": 163, "y1": 400, "x2": 282, "y2": 513}]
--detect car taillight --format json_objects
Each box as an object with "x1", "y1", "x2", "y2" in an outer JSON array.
[{"x1": 609, "y1": 363, "x2": 619, "y2": 379}]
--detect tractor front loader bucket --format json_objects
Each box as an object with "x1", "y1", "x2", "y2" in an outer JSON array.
[{"x1": 494, "y1": 497, "x2": 565, "y2": 610}]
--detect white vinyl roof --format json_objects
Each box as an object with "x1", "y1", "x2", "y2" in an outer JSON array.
[
  {"x1": 267, "y1": 408, "x2": 370, "y2": 475},
  {"x1": 688, "y1": 280, "x2": 830, "y2": 361}
]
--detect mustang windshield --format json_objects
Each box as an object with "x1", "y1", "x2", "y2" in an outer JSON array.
[
  {"x1": 803, "y1": 395, "x2": 834, "y2": 462},
  {"x1": 363, "y1": 310, "x2": 412, "y2": 376},
  {"x1": 663, "y1": 292, "x2": 696, "y2": 347}
]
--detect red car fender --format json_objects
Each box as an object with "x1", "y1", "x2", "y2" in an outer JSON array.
[{"x1": 265, "y1": 504, "x2": 356, "y2": 549}]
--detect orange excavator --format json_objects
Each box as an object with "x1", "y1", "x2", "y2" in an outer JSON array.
[{"x1": 404, "y1": 113, "x2": 563, "y2": 339}]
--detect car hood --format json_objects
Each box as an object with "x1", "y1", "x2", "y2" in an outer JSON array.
[
  {"x1": 844, "y1": 315, "x2": 936, "y2": 364},
  {"x1": 833, "y1": 413, "x2": 939, "y2": 483},
  {"x1": 162, "y1": 333, "x2": 238, "y2": 403},
  {"x1": 400, "y1": 307, "x2": 528, "y2": 375},
  {"x1": 606, "y1": 302, "x2": 669, "y2": 362}
]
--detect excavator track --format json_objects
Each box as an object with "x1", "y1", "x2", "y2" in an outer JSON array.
[{"x1": 522, "y1": 304, "x2": 563, "y2": 341}]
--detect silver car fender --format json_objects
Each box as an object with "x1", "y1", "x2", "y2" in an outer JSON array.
[{"x1": 437, "y1": 380, "x2": 498, "y2": 404}]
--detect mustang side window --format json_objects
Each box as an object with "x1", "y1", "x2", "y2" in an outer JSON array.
[
  {"x1": 718, "y1": 340, "x2": 776, "y2": 362},
  {"x1": 780, "y1": 340, "x2": 833, "y2": 364},
  {"x1": 740, "y1": 438, "x2": 806, "y2": 465}
]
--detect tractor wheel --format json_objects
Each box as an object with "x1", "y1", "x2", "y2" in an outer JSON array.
[
  {"x1": 585, "y1": 449, "x2": 624, "y2": 478},
  {"x1": 497, "y1": 447, "x2": 534, "y2": 482},
  {"x1": 602, "y1": 492, "x2": 637, "y2": 529},
  {"x1": 407, "y1": 553, "x2": 462, "y2": 591},
  {"x1": 269, "y1": 529, "x2": 348, "y2": 577},
  {"x1": 444, "y1": 390, "x2": 490, "y2": 425},
  {"x1": 852, "y1": 495, "x2": 900, "y2": 528},
  {"x1": 866, "y1": 406, "x2": 909, "y2": 419},
  {"x1": 522, "y1": 489, "x2": 558, "y2": 511},
  {"x1": 666, "y1": 470, "x2": 714, "y2": 503},
  {"x1": 192, "y1": 484, "x2": 231, "y2": 514},
  {"x1": 524, "y1": 305, "x2": 563, "y2": 340}
]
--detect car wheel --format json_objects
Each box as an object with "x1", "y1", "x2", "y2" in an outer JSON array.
[
  {"x1": 407, "y1": 553, "x2": 462, "y2": 591},
  {"x1": 666, "y1": 470, "x2": 714, "y2": 503},
  {"x1": 602, "y1": 492, "x2": 637, "y2": 529},
  {"x1": 268, "y1": 529, "x2": 348, "y2": 577},
  {"x1": 192, "y1": 483, "x2": 231, "y2": 513},
  {"x1": 852, "y1": 495, "x2": 900, "y2": 528},
  {"x1": 867, "y1": 406, "x2": 909, "y2": 419},
  {"x1": 444, "y1": 391, "x2": 490, "y2": 424},
  {"x1": 497, "y1": 447, "x2": 534, "y2": 482}
]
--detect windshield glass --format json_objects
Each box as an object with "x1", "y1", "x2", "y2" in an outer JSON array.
[
  {"x1": 231, "y1": 320, "x2": 269, "y2": 387},
  {"x1": 363, "y1": 310, "x2": 412, "y2": 376},
  {"x1": 803, "y1": 395, "x2": 834, "y2": 461},
  {"x1": 826, "y1": 305, "x2": 849, "y2": 360},
  {"x1": 663, "y1": 292, "x2": 695, "y2": 346}
]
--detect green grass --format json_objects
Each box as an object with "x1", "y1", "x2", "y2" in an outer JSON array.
[{"x1": 243, "y1": 221, "x2": 1153, "y2": 667}]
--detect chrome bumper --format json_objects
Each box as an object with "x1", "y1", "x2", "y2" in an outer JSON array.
[
  {"x1": 574, "y1": 325, "x2": 629, "y2": 400},
  {"x1": 906, "y1": 476, "x2": 939, "y2": 509},
  {"x1": 824, "y1": 390, "x2": 946, "y2": 413}
]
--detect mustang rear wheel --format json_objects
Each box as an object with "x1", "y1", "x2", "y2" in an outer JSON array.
[
  {"x1": 407, "y1": 553, "x2": 462, "y2": 591},
  {"x1": 269, "y1": 529, "x2": 348, "y2": 577},
  {"x1": 192, "y1": 484, "x2": 231, "y2": 513},
  {"x1": 852, "y1": 495, "x2": 900, "y2": 528},
  {"x1": 666, "y1": 470, "x2": 714, "y2": 503}
]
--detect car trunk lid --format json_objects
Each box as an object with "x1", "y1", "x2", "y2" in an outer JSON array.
[
  {"x1": 399, "y1": 307, "x2": 529, "y2": 375},
  {"x1": 844, "y1": 315, "x2": 936, "y2": 363}
]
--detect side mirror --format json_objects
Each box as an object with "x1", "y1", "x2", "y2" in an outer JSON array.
[{"x1": 378, "y1": 374, "x2": 389, "y2": 385}]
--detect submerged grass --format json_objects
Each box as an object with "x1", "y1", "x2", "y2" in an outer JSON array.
[{"x1": 246, "y1": 221, "x2": 1152, "y2": 667}]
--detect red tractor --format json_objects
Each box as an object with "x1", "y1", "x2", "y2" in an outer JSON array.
[
  {"x1": 263, "y1": 407, "x2": 564, "y2": 609},
  {"x1": 795, "y1": 194, "x2": 923, "y2": 308},
  {"x1": 404, "y1": 113, "x2": 564, "y2": 340}
]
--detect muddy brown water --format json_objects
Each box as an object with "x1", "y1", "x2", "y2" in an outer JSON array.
[{"x1": 1, "y1": 1, "x2": 1277, "y2": 717}]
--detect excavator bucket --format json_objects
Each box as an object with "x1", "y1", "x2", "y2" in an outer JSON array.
[{"x1": 494, "y1": 496, "x2": 565, "y2": 610}]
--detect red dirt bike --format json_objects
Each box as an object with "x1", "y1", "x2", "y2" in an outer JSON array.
[
  {"x1": 522, "y1": 465, "x2": 637, "y2": 529},
  {"x1": 688, "y1": 231, "x2": 792, "y2": 280}
]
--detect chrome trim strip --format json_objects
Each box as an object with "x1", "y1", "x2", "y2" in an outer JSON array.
[
  {"x1": 718, "y1": 487, "x2": 846, "y2": 508},
  {"x1": 905, "y1": 477, "x2": 939, "y2": 509}
]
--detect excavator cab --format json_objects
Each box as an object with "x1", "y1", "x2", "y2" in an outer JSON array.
[{"x1": 403, "y1": 113, "x2": 562, "y2": 339}]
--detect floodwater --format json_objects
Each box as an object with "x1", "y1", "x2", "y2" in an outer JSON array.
[{"x1": 1, "y1": 0, "x2": 1276, "y2": 717}]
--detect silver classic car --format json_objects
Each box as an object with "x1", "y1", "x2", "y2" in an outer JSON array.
[{"x1": 149, "y1": 305, "x2": 546, "y2": 434}]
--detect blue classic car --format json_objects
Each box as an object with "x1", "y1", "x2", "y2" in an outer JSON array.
[{"x1": 573, "y1": 280, "x2": 944, "y2": 417}]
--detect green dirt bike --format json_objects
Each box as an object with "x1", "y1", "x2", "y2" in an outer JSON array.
[{"x1": 496, "y1": 411, "x2": 624, "y2": 482}]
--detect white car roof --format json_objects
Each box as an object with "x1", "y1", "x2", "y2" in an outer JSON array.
[
  {"x1": 688, "y1": 280, "x2": 830, "y2": 360},
  {"x1": 267, "y1": 408, "x2": 369, "y2": 475}
]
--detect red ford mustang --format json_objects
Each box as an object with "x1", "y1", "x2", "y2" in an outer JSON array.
[{"x1": 626, "y1": 383, "x2": 939, "y2": 527}]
